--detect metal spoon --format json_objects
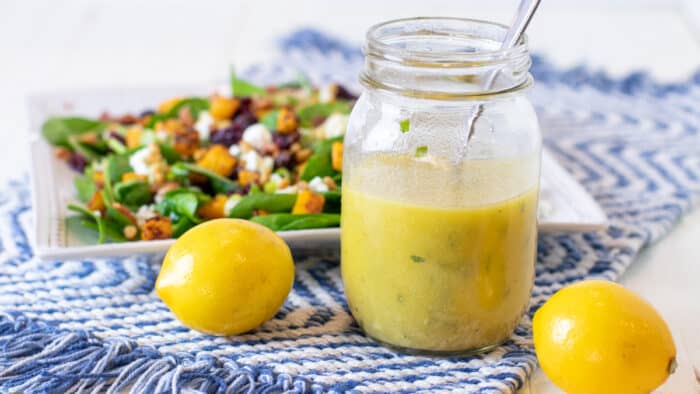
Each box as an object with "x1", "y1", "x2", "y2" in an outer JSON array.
[{"x1": 464, "y1": 0, "x2": 542, "y2": 141}]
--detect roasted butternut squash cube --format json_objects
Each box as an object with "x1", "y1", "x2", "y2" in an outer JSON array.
[
  {"x1": 332, "y1": 141, "x2": 343, "y2": 172},
  {"x1": 92, "y1": 171, "x2": 105, "y2": 187},
  {"x1": 276, "y1": 107, "x2": 298, "y2": 134},
  {"x1": 196, "y1": 144, "x2": 237, "y2": 177},
  {"x1": 86, "y1": 191, "x2": 105, "y2": 212},
  {"x1": 197, "y1": 194, "x2": 228, "y2": 219},
  {"x1": 141, "y1": 216, "x2": 173, "y2": 240},
  {"x1": 292, "y1": 190, "x2": 325, "y2": 214},
  {"x1": 210, "y1": 97, "x2": 240, "y2": 120},
  {"x1": 125, "y1": 127, "x2": 143, "y2": 149},
  {"x1": 121, "y1": 172, "x2": 147, "y2": 182}
]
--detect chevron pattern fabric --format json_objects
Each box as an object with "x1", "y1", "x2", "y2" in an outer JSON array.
[{"x1": 0, "y1": 29, "x2": 698, "y2": 393}]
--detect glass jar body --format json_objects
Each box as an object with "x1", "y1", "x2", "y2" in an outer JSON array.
[{"x1": 341, "y1": 18, "x2": 541, "y2": 353}]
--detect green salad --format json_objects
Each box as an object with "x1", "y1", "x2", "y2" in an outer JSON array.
[{"x1": 42, "y1": 72, "x2": 355, "y2": 242}]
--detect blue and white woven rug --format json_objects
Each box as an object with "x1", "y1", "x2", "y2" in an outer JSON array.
[{"x1": 1, "y1": 29, "x2": 699, "y2": 393}]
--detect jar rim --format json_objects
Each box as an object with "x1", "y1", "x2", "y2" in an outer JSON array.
[{"x1": 365, "y1": 17, "x2": 529, "y2": 68}]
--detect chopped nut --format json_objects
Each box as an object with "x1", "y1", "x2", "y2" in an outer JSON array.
[
  {"x1": 178, "y1": 106, "x2": 194, "y2": 128},
  {"x1": 238, "y1": 170, "x2": 259, "y2": 186},
  {"x1": 278, "y1": 178, "x2": 290, "y2": 189},
  {"x1": 292, "y1": 190, "x2": 325, "y2": 214},
  {"x1": 276, "y1": 107, "x2": 298, "y2": 134},
  {"x1": 295, "y1": 148, "x2": 313, "y2": 163},
  {"x1": 123, "y1": 225, "x2": 138, "y2": 240},
  {"x1": 323, "y1": 176, "x2": 338, "y2": 190},
  {"x1": 192, "y1": 147, "x2": 208, "y2": 161},
  {"x1": 289, "y1": 143, "x2": 301, "y2": 153},
  {"x1": 54, "y1": 147, "x2": 72, "y2": 160},
  {"x1": 173, "y1": 130, "x2": 200, "y2": 158},
  {"x1": 251, "y1": 97, "x2": 273, "y2": 119},
  {"x1": 155, "y1": 118, "x2": 187, "y2": 135},
  {"x1": 296, "y1": 180, "x2": 308, "y2": 190},
  {"x1": 79, "y1": 132, "x2": 99, "y2": 145},
  {"x1": 111, "y1": 202, "x2": 138, "y2": 225},
  {"x1": 155, "y1": 182, "x2": 180, "y2": 202},
  {"x1": 118, "y1": 114, "x2": 138, "y2": 125},
  {"x1": 260, "y1": 142, "x2": 279, "y2": 156},
  {"x1": 141, "y1": 216, "x2": 173, "y2": 240}
]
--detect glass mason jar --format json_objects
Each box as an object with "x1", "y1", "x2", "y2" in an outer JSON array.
[{"x1": 341, "y1": 17, "x2": 541, "y2": 355}]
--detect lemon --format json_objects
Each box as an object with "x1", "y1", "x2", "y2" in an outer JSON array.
[
  {"x1": 156, "y1": 218, "x2": 294, "y2": 336},
  {"x1": 533, "y1": 280, "x2": 676, "y2": 394}
]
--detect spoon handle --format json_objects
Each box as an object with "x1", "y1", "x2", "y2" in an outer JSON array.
[{"x1": 465, "y1": 0, "x2": 541, "y2": 142}]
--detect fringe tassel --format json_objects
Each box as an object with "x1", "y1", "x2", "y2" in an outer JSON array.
[{"x1": 0, "y1": 312, "x2": 322, "y2": 393}]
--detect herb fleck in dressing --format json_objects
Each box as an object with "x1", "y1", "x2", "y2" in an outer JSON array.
[{"x1": 341, "y1": 153, "x2": 538, "y2": 353}]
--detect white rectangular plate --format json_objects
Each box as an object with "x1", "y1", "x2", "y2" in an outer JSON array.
[{"x1": 27, "y1": 85, "x2": 607, "y2": 261}]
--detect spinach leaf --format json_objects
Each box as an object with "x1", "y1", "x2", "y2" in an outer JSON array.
[
  {"x1": 67, "y1": 135, "x2": 101, "y2": 161},
  {"x1": 321, "y1": 190, "x2": 341, "y2": 213},
  {"x1": 180, "y1": 162, "x2": 240, "y2": 194},
  {"x1": 68, "y1": 203, "x2": 105, "y2": 244},
  {"x1": 157, "y1": 142, "x2": 180, "y2": 164},
  {"x1": 260, "y1": 110, "x2": 279, "y2": 131},
  {"x1": 228, "y1": 193, "x2": 297, "y2": 219},
  {"x1": 251, "y1": 213, "x2": 340, "y2": 231},
  {"x1": 297, "y1": 102, "x2": 352, "y2": 128},
  {"x1": 172, "y1": 216, "x2": 197, "y2": 238},
  {"x1": 106, "y1": 154, "x2": 133, "y2": 183},
  {"x1": 81, "y1": 219, "x2": 127, "y2": 242},
  {"x1": 300, "y1": 137, "x2": 342, "y2": 181},
  {"x1": 42, "y1": 117, "x2": 106, "y2": 148},
  {"x1": 230, "y1": 69, "x2": 266, "y2": 97},
  {"x1": 114, "y1": 180, "x2": 152, "y2": 208},
  {"x1": 146, "y1": 97, "x2": 210, "y2": 128},
  {"x1": 106, "y1": 137, "x2": 127, "y2": 154},
  {"x1": 157, "y1": 188, "x2": 209, "y2": 223},
  {"x1": 74, "y1": 173, "x2": 96, "y2": 203},
  {"x1": 105, "y1": 205, "x2": 134, "y2": 227}
]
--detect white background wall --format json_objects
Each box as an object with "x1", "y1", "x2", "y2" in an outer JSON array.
[{"x1": 0, "y1": 1, "x2": 699, "y2": 392}]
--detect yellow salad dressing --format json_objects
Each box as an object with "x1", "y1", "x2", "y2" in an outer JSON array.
[{"x1": 341, "y1": 153, "x2": 538, "y2": 353}]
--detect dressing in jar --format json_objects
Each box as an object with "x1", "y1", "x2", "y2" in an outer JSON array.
[{"x1": 341, "y1": 17, "x2": 541, "y2": 354}]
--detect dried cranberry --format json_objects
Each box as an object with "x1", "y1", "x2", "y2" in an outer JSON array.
[
  {"x1": 232, "y1": 110, "x2": 257, "y2": 130},
  {"x1": 68, "y1": 153, "x2": 88, "y2": 173},
  {"x1": 237, "y1": 98, "x2": 253, "y2": 116},
  {"x1": 140, "y1": 109, "x2": 155, "y2": 117},
  {"x1": 336, "y1": 84, "x2": 358, "y2": 101},
  {"x1": 210, "y1": 125, "x2": 243, "y2": 147},
  {"x1": 239, "y1": 184, "x2": 251, "y2": 196},
  {"x1": 272, "y1": 131, "x2": 300, "y2": 150},
  {"x1": 108, "y1": 130, "x2": 126, "y2": 145},
  {"x1": 274, "y1": 150, "x2": 295, "y2": 169}
]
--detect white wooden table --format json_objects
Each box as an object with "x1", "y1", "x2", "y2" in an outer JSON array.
[{"x1": 0, "y1": 1, "x2": 698, "y2": 392}]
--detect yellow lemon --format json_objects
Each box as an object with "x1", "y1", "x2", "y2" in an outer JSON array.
[
  {"x1": 533, "y1": 280, "x2": 676, "y2": 394},
  {"x1": 156, "y1": 219, "x2": 294, "y2": 336}
]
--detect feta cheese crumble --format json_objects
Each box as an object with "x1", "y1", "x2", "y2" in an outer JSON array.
[
  {"x1": 194, "y1": 111, "x2": 214, "y2": 141},
  {"x1": 242, "y1": 123, "x2": 272, "y2": 150}
]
